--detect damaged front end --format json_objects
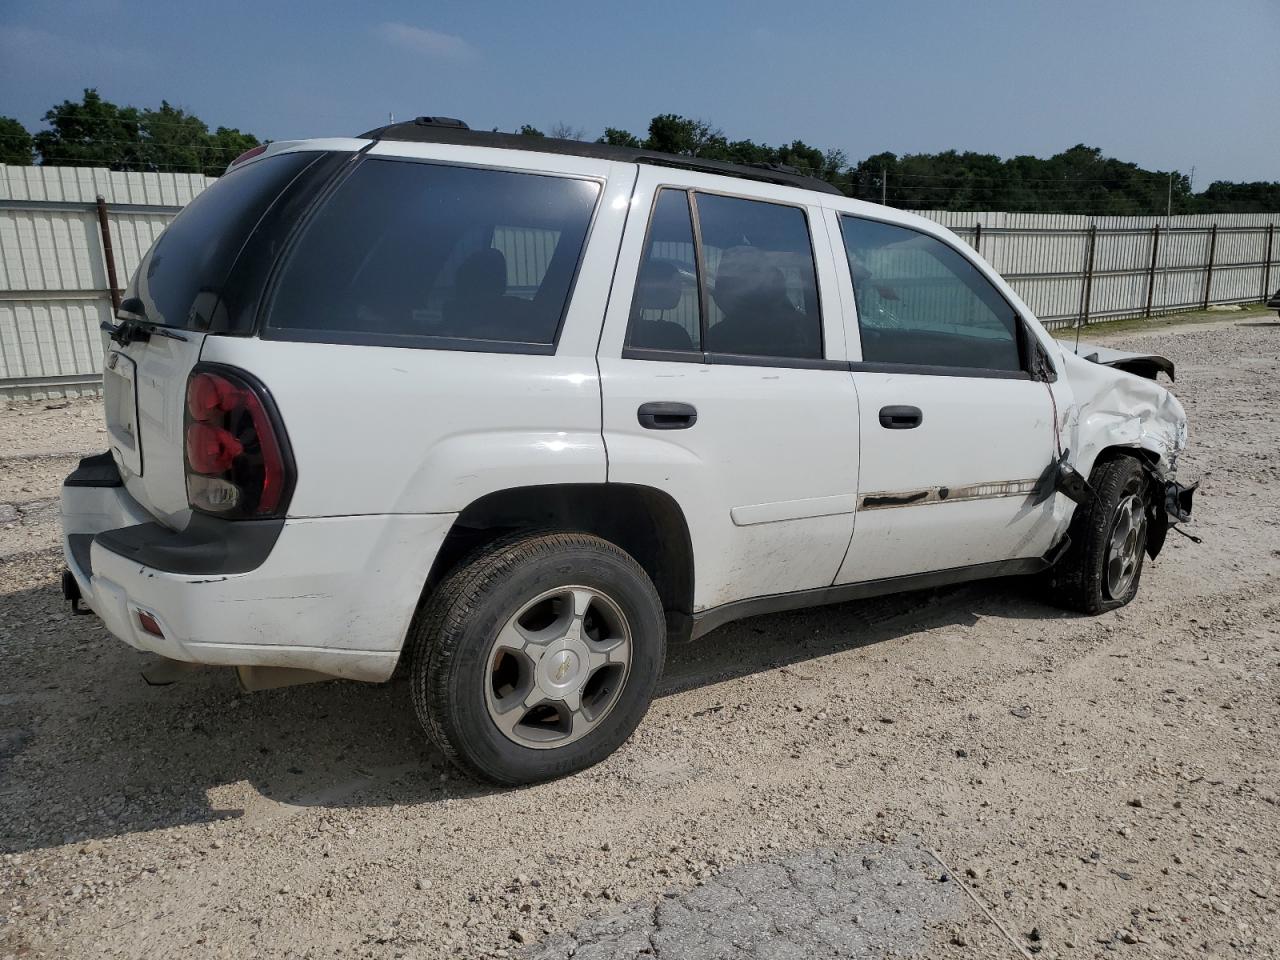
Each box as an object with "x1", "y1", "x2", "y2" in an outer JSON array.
[{"x1": 1057, "y1": 342, "x2": 1196, "y2": 558}]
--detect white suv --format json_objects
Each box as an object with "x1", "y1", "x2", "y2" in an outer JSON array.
[{"x1": 60, "y1": 118, "x2": 1194, "y2": 784}]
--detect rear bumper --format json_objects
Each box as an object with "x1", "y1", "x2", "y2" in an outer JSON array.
[{"x1": 61, "y1": 454, "x2": 455, "y2": 682}]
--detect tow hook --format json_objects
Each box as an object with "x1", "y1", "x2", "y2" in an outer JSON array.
[{"x1": 61, "y1": 569, "x2": 92, "y2": 616}]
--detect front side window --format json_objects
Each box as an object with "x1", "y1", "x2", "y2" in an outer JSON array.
[
  {"x1": 267, "y1": 158, "x2": 600, "y2": 349},
  {"x1": 697, "y1": 194, "x2": 822, "y2": 359},
  {"x1": 624, "y1": 189, "x2": 824, "y2": 360},
  {"x1": 840, "y1": 216, "x2": 1022, "y2": 372}
]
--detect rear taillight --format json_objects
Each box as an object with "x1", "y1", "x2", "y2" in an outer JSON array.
[{"x1": 184, "y1": 366, "x2": 293, "y2": 519}]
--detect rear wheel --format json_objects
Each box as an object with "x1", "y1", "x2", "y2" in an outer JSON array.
[
  {"x1": 409, "y1": 532, "x2": 665, "y2": 785},
  {"x1": 1045, "y1": 456, "x2": 1152, "y2": 614}
]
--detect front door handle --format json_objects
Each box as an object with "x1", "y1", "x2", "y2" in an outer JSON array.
[
  {"x1": 638, "y1": 402, "x2": 698, "y2": 430},
  {"x1": 878, "y1": 405, "x2": 922, "y2": 429}
]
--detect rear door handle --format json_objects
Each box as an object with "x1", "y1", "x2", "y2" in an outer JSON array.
[
  {"x1": 638, "y1": 402, "x2": 698, "y2": 430},
  {"x1": 878, "y1": 405, "x2": 922, "y2": 429}
]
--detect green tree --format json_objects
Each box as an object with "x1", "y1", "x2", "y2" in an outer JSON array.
[
  {"x1": 31, "y1": 89, "x2": 261, "y2": 175},
  {"x1": 0, "y1": 116, "x2": 34, "y2": 165},
  {"x1": 34, "y1": 89, "x2": 144, "y2": 168},
  {"x1": 598, "y1": 127, "x2": 641, "y2": 148},
  {"x1": 517, "y1": 124, "x2": 545, "y2": 137}
]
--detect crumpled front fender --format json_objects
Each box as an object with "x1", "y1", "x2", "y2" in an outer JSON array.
[{"x1": 1059, "y1": 349, "x2": 1188, "y2": 479}]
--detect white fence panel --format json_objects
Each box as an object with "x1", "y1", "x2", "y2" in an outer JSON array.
[{"x1": 1, "y1": 166, "x2": 1278, "y2": 397}]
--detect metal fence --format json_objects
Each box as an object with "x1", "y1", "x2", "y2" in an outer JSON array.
[
  {"x1": 2, "y1": 164, "x2": 1278, "y2": 399},
  {"x1": 1, "y1": 164, "x2": 213, "y2": 399},
  {"x1": 922, "y1": 210, "x2": 1280, "y2": 331}
]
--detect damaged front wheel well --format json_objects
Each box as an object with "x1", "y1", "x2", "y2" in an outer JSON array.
[{"x1": 1093, "y1": 447, "x2": 1169, "y2": 559}]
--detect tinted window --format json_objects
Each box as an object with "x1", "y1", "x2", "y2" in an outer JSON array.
[
  {"x1": 697, "y1": 193, "x2": 822, "y2": 359},
  {"x1": 267, "y1": 159, "x2": 600, "y2": 348},
  {"x1": 127, "y1": 151, "x2": 316, "y2": 330},
  {"x1": 626, "y1": 189, "x2": 701, "y2": 352},
  {"x1": 840, "y1": 216, "x2": 1022, "y2": 372}
]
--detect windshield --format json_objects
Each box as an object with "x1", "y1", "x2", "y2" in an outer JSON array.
[{"x1": 123, "y1": 152, "x2": 317, "y2": 330}]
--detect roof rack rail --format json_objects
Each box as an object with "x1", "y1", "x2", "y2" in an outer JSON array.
[{"x1": 358, "y1": 119, "x2": 844, "y2": 196}]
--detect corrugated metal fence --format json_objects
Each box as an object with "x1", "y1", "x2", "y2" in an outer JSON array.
[
  {"x1": 922, "y1": 210, "x2": 1280, "y2": 330},
  {"x1": 2, "y1": 164, "x2": 1278, "y2": 398},
  {"x1": 0, "y1": 165, "x2": 213, "y2": 399}
]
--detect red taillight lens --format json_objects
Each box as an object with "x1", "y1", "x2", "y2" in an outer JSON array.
[
  {"x1": 186, "y1": 422, "x2": 244, "y2": 473},
  {"x1": 183, "y1": 368, "x2": 293, "y2": 519},
  {"x1": 228, "y1": 144, "x2": 268, "y2": 170}
]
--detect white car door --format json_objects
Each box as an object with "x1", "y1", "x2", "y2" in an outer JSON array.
[
  {"x1": 598, "y1": 170, "x2": 860, "y2": 613},
  {"x1": 828, "y1": 210, "x2": 1061, "y2": 585}
]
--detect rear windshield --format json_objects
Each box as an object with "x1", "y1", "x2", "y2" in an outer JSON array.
[
  {"x1": 264, "y1": 157, "x2": 601, "y2": 351},
  {"x1": 124, "y1": 152, "x2": 317, "y2": 330}
]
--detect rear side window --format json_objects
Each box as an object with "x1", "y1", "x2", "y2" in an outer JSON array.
[
  {"x1": 840, "y1": 216, "x2": 1022, "y2": 372},
  {"x1": 127, "y1": 152, "x2": 317, "y2": 330},
  {"x1": 624, "y1": 189, "x2": 823, "y2": 361},
  {"x1": 266, "y1": 158, "x2": 601, "y2": 350}
]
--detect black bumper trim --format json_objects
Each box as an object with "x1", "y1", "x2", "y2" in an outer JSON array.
[
  {"x1": 68, "y1": 533, "x2": 95, "y2": 578},
  {"x1": 94, "y1": 514, "x2": 284, "y2": 576},
  {"x1": 63, "y1": 451, "x2": 123, "y2": 488}
]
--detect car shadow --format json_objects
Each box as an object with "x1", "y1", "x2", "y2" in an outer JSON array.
[{"x1": 0, "y1": 572, "x2": 1075, "y2": 855}]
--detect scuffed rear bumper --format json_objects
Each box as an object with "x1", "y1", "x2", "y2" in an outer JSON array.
[{"x1": 60, "y1": 454, "x2": 455, "y2": 682}]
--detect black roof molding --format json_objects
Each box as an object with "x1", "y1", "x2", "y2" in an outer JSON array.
[{"x1": 358, "y1": 118, "x2": 844, "y2": 196}]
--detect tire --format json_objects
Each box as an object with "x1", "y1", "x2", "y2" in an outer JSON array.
[
  {"x1": 408, "y1": 532, "x2": 666, "y2": 785},
  {"x1": 1045, "y1": 456, "x2": 1152, "y2": 614}
]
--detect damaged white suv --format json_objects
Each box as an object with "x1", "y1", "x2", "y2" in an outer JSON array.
[{"x1": 61, "y1": 118, "x2": 1195, "y2": 784}]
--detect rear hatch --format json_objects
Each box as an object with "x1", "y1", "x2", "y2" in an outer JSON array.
[{"x1": 104, "y1": 151, "x2": 330, "y2": 527}]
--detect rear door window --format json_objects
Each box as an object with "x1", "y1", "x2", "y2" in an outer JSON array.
[
  {"x1": 265, "y1": 158, "x2": 601, "y2": 351},
  {"x1": 839, "y1": 216, "x2": 1023, "y2": 372},
  {"x1": 626, "y1": 189, "x2": 702, "y2": 353}
]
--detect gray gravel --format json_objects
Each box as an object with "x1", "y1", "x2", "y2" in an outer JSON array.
[{"x1": 2, "y1": 316, "x2": 1279, "y2": 960}]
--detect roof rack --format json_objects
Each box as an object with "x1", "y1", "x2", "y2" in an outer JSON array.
[{"x1": 358, "y1": 117, "x2": 845, "y2": 196}]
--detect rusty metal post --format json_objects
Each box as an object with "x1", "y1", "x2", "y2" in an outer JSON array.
[
  {"x1": 1144, "y1": 224, "x2": 1160, "y2": 317},
  {"x1": 972, "y1": 222, "x2": 982, "y2": 255},
  {"x1": 95, "y1": 195, "x2": 122, "y2": 313},
  {"x1": 1263, "y1": 223, "x2": 1274, "y2": 300},
  {"x1": 1081, "y1": 224, "x2": 1097, "y2": 327},
  {"x1": 1202, "y1": 223, "x2": 1218, "y2": 310}
]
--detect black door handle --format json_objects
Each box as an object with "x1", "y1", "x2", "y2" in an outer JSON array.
[
  {"x1": 878, "y1": 405, "x2": 922, "y2": 429},
  {"x1": 638, "y1": 402, "x2": 697, "y2": 430}
]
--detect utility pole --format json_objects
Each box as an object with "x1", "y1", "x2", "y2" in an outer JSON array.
[{"x1": 881, "y1": 168, "x2": 887, "y2": 206}]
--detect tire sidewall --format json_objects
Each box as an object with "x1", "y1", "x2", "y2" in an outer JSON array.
[
  {"x1": 431, "y1": 541, "x2": 664, "y2": 784},
  {"x1": 1089, "y1": 459, "x2": 1149, "y2": 610}
]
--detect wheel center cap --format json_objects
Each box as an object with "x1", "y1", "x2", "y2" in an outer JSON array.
[{"x1": 539, "y1": 640, "x2": 587, "y2": 691}]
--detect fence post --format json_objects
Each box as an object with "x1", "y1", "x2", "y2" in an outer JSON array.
[
  {"x1": 1264, "y1": 223, "x2": 1275, "y2": 300},
  {"x1": 1202, "y1": 223, "x2": 1217, "y2": 310},
  {"x1": 1145, "y1": 224, "x2": 1160, "y2": 317},
  {"x1": 973, "y1": 222, "x2": 982, "y2": 256},
  {"x1": 95, "y1": 195, "x2": 122, "y2": 313},
  {"x1": 1081, "y1": 224, "x2": 1097, "y2": 327}
]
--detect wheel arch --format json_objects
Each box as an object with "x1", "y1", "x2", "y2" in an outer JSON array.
[{"x1": 422, "y1": 483, "x2": 696, "y2": 641}]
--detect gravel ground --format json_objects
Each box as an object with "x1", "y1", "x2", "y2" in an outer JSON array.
[{"x1": 1, "y1": 316, "x2": 1278, "y2": 960}]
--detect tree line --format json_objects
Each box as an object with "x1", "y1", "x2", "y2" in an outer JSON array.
[{"x1": 2, "y1": 91, "x2": 1277, "y2": 214}]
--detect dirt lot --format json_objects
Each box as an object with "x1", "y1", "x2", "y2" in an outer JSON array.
[{"x1": 2, "y1": 316, "x2": 1278, "y2": 959}]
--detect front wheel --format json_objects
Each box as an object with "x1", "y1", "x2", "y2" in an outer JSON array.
[
  {"x1": 408, "y1": 532, "x2": 666, "y2": 785},
  {"x1": 1044, "y1": 456, "x2": 1152, "y2": 614}
]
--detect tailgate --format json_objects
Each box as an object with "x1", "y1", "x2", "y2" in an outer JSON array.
[{"x1": 104, "y1": 332, "x2": 206, "y2": 528}]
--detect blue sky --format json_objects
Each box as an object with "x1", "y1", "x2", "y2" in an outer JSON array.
[{"x1": 1, "y1": 0, "x2": 1277, "y2": 185}]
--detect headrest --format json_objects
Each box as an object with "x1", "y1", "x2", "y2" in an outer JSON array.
[
  {"x1": 456, "y1": 248, "x2": 507, "y2": 297},
  {"x1": 634, "y1": 259, "x2": 685, "y2": 312}
]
